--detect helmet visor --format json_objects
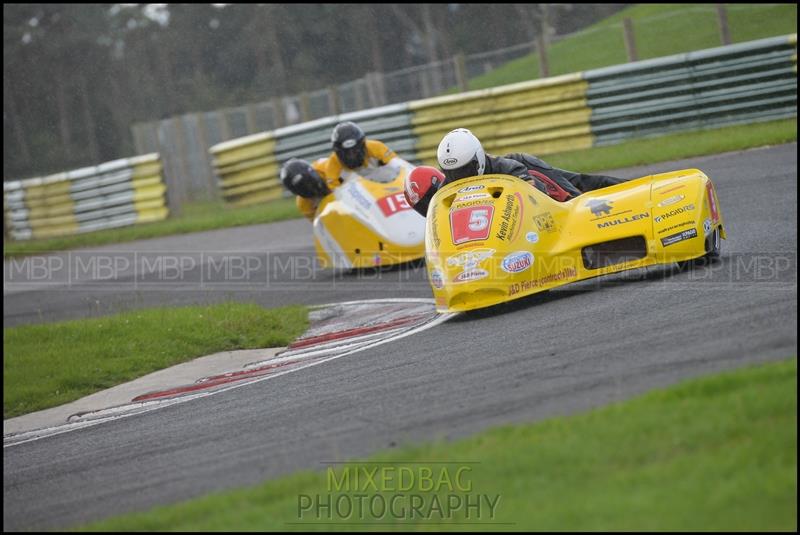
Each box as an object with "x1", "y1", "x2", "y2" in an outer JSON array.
[
  {"x1": 336, "y1": 142, "x2": 366, "y2": 169},
  {"x1": 442, "y1": 157, "x2": 481, "y2": 183}
]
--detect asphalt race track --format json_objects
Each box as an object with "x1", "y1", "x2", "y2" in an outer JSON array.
[{"x1": 3, "y1": 144, "x2": 797, "y2": 530}]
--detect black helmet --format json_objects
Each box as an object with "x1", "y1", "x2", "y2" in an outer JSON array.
[
  {"x1": 331, "y1": 121, "x2": 367, "y2": 169},
  {"x1": 279, "y1": 158, "x2": 331, "y2": 199}
]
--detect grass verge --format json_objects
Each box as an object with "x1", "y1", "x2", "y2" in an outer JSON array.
[
  {"x1": 3, "y1": 302, "x2": 308, "y2": 419},
  {"x1": 466, "y1": 3, "x2": 797, "y2": 91},
  {"x1": 545, "y1": 117, "x2": 797, "y2": 174},
  {"x1": 82, "y1": 358, "x2": 796, "y2": 531}
]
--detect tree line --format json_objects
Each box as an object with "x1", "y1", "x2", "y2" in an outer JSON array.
[{"x1": 3, "y1": 4, "x2": 626, "y2": 180}]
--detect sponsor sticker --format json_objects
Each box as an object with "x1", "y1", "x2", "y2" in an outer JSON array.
[
  {"x1": 443, "y1": 157, "x2": 459, "y2": 166},
  {"x1": 501, "y1": 251, "x2": 534, "y2": 273},
  {"x1": 597, "y1": 212, "x2": 649, "y2": 229},
  {"x1": 526, "y1": 231, "x2": 539, "y2": 244},
  {"x1": 447, "y1": 248, "x2": 494, "y2": 270},
  {"x1": 345, "y1": 182, "x2": 372, "y2": 210},
  {"x1": 534, "y1": 212, "x2": 556, "y2": 233},
  {"x1": 494, "y1": 193, "x2": 520, "y2": 242},
  {"x1": 452, "y1": 199, "x2": 494, "y2": 209},
  {"x1": 430, "y1": 268, "x2": 445, "y2": 289},
  {"x1": 703, "y1": 218, "x2": 713, "y2": 235},
  {"x1": 586, "y1": 199, "x2": 614, "y2": 217},
  {"x1": 658, "y1": 194, "x2": 685, "y2": 207},
  {"x1": 654, "y1": 203, "x2": 695, "y2": 224},
  {"x1": 453, "y1": 269, "x2": 489, "y2": 284},
  {"x1": 658, "y1": 219, "x2": 694, "y2": 235},
  {"x1": 458, "y1": 184, "x2": 485, "y2": 193},
  {"x1": 448, "y1": 248, "x2": 494, "y2": 284},
  {"x1": 454, "y1": 193, "x2": 491, "y2": 203},
  {"x1": 661, "y1": 228, "x2": 698, "y2": 247},
  {"x1": 508, "y1": 267, "x2": 578, "y2": 296}
]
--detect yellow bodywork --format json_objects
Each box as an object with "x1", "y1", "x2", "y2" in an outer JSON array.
[
  {"x1": 426, "y1": 169, "x2": 726, "y2": 313},
  {"x1": 313, "y1": 167, "x2": 427, "y2": 269}
]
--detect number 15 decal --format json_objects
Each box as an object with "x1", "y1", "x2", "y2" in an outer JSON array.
[
  {"x1": 377, "y1": 193, "x2": 411, "y2": 217},
  {"x1": 450, "y1": 205, "x2": 494, "y2": 244}
]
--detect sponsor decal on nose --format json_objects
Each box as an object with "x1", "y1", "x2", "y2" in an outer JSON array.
[
  {"x1": 458, "y1": 184, "x2": 485, "y2": 193},
  {"x1": 430, "y1": 268, "x2": 445, "y2": 289},
  {"x1": 658, "y1": 194, "x2": 685, "y2": 207},
  {"x1": 453, "y1": 269, "x2": 489, "y2": 283},
  {"x1": 501, "y1": 251, "x2": 534, "y2": 273}
]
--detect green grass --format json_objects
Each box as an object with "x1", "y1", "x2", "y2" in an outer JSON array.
[
  {"x1": 466, "y1": 3, "x2": 798, "y2": 90},
  {"x1": 3, "y1": 302, "x2": 308, "y2": 419},
  {"x1": 3, "y1": 197, "x2": 302, "y2": 259},
  {"x1": 82, "y1": 358, "x2": 797, "y2": 531},
  {"x1": 544, "y1": 117, "x2": 797, "y2": 174}
]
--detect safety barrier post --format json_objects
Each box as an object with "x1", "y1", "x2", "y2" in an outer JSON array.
[
  {"x1": 717, "y1": 4, "x2": 731, "y2": 46},
  {"x1": 623, "y1": 18, "x2": 638, "y2": 62},
  {"x1": 536, "y1": 34, "x2": 550, "y2": 78},
  {"x1": 454, "y1": 53, "x2": 469, "y2": 92}
]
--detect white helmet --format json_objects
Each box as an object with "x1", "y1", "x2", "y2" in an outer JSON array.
[{"x1": 437, "y1": 128, "x2": 486, "y2": 182}]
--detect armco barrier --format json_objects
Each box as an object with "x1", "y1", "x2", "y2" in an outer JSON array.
[
  {"x1": 210, "y1": 77, "x2": 591, "y2": 207},
  {"x1": 211, "y1": 105, "x2": 416, "y2": 206},
  {"x1": 585, "y1": 34, "x2": 797, "y2": 144},
  {"x1": 408, "y1": 73, "x2": 593, "y2": 166},
  {"x1": 210, "y1": 34, "x2": 797, "y2": 207},
  {"x1": 4, "y1": 154, "x2": 168, "y2": 241}
]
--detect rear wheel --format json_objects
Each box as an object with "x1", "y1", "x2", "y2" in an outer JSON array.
[
  {"x1": 705, "y1": 225, "x2": 721, "y2": 260},
  {"x1": 675, "y1": 226, "x2": 721, "y2": 271}
]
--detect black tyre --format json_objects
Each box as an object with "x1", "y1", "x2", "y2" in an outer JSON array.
[{"x1": 675, "y1": 226, "x2": 721, "y2": 271}]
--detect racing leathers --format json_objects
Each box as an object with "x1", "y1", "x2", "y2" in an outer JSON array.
[
  {"x1": 419, "y1": 153, "x2": 626, "y2": 215},
  {"x1": 325, "y1": 139, "x2": 406, "y2": 185},
  {"x1": 441, "y1": 152, "x2": 626, "y2": 201},
  {"x1": 296, "y1": 140, "x2": 405, "y2": 220},
  {"x1": 295, "y1": 157, "x2": 333, "y2": 220},
  {"x1": 504, "y1": 152, "x2": 627, "y2": 199}
]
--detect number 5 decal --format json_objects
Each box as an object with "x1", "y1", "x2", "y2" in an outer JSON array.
[
  {"x1": 450, "y1": 205, "x2": 495, "y2": 244},
  {"x1": 468, "y1": 209, "x2": 490, "y2": 231}
]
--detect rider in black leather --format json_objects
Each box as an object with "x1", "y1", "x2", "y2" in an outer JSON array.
[
  {"x1": 504, "y1": 152, "x2": 626, "y2": 196},
  {"x1": 480, "y1": 153, "x2": 584, "y2": 198},
  {"x1": 437, "y1": 128, "x2": 626, "y2": 201}
]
